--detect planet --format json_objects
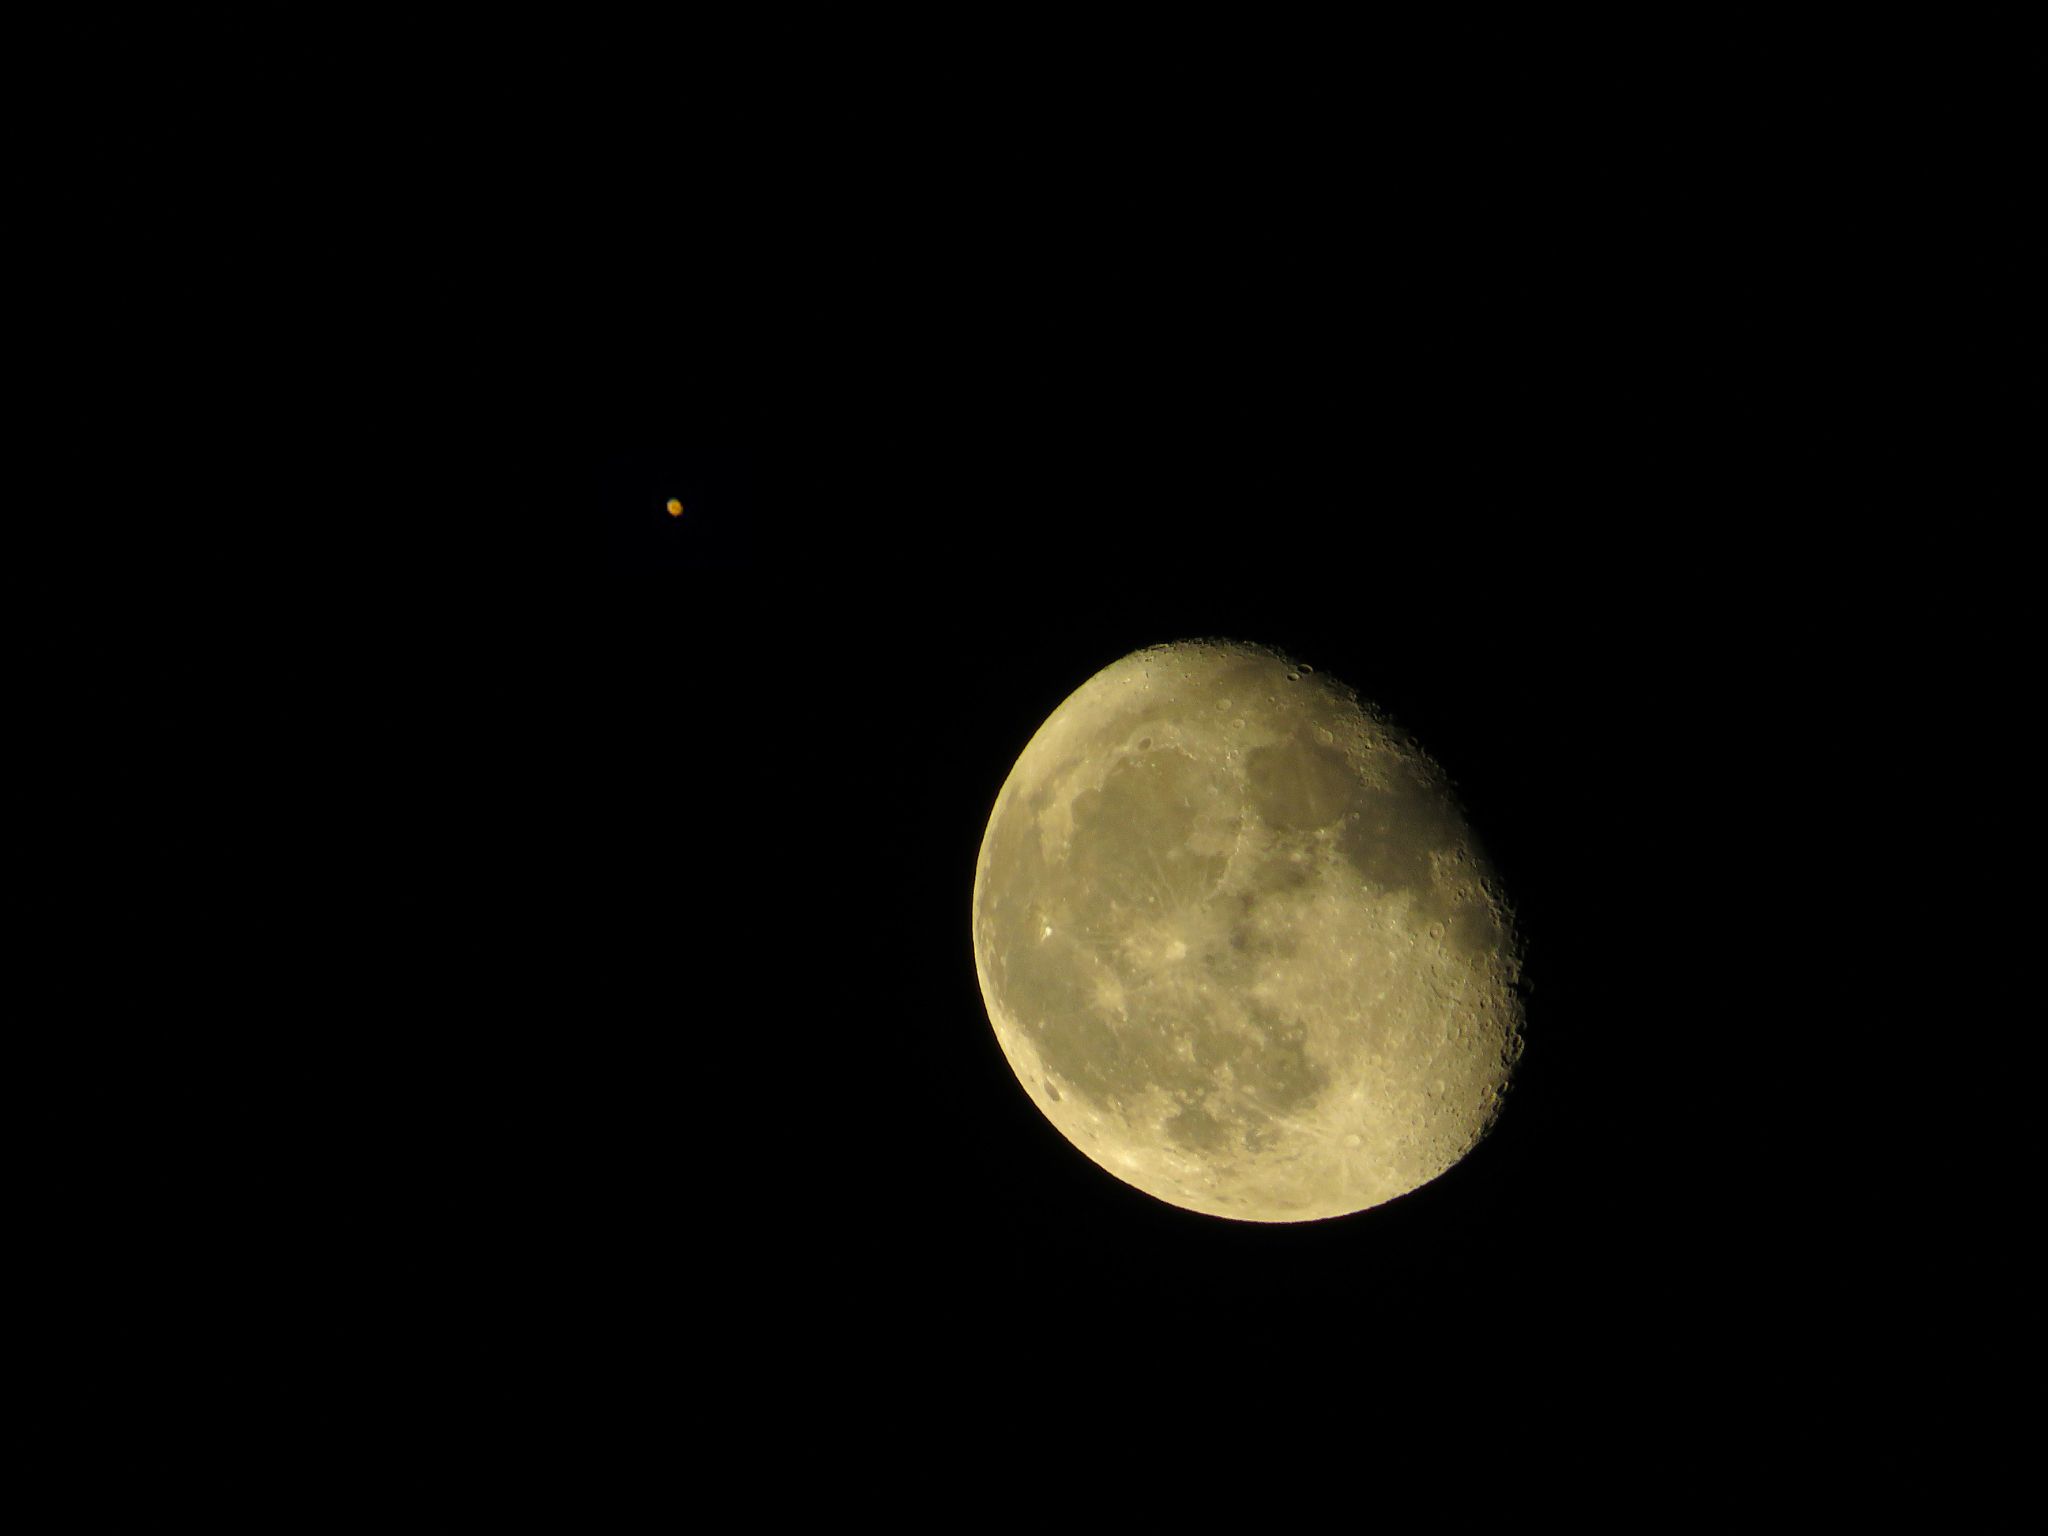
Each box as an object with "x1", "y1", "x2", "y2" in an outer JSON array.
[{"x1": 971, "y1": 639, "x2": 1525, "y2": 1222}]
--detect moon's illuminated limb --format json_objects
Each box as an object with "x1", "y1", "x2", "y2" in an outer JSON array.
[{"x1": 971, "y1": 640, "x2": 1524, "y2": 1223}]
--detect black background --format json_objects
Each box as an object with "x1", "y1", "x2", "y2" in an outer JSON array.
[{"x1": 63, "y1": 16, "x2": 2015, "y2": 1473}]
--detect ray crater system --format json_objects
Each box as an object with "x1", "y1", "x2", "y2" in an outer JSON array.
[{"x1": 972, "y1": 640, "x2": 1526, "y2": 1222}]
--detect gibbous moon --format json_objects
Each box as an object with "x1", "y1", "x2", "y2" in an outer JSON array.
[{"x1": 972, "y1": 640, "x2": 1525, "y2": 1222}]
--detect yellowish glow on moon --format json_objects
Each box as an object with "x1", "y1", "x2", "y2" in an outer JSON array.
[
  {"x1": 666, "y1": 498, "x2": 684, "y2": 517},
  {"x1": 971, "y1": 640, "x2": 1525, "y2": 1223}
]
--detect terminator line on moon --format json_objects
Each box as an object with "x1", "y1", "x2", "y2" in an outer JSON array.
[{"x1": 971, "y1": 640, "x2": 1525, "y2": 1222}]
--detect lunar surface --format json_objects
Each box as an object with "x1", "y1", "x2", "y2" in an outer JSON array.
[{"x1": 972, "y1": 640, "x2": 1525, "y2": 1222}]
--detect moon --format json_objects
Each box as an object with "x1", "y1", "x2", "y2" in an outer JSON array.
[{"x1": 971, "y1": 640, "x2": 1525, "y2": 1222}]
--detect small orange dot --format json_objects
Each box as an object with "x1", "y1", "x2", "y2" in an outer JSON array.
[{"x1": 666, "y1": 498, "x2": 684, "y2": 516}]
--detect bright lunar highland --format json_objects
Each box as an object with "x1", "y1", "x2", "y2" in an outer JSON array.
[{"x1": 972, "y1": 640, "x2": 1525, "y2": 1222}]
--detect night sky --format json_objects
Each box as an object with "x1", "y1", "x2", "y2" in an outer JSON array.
[{"x1": 66, "y1": 18, "x2": 1996, "y2": 1477}]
